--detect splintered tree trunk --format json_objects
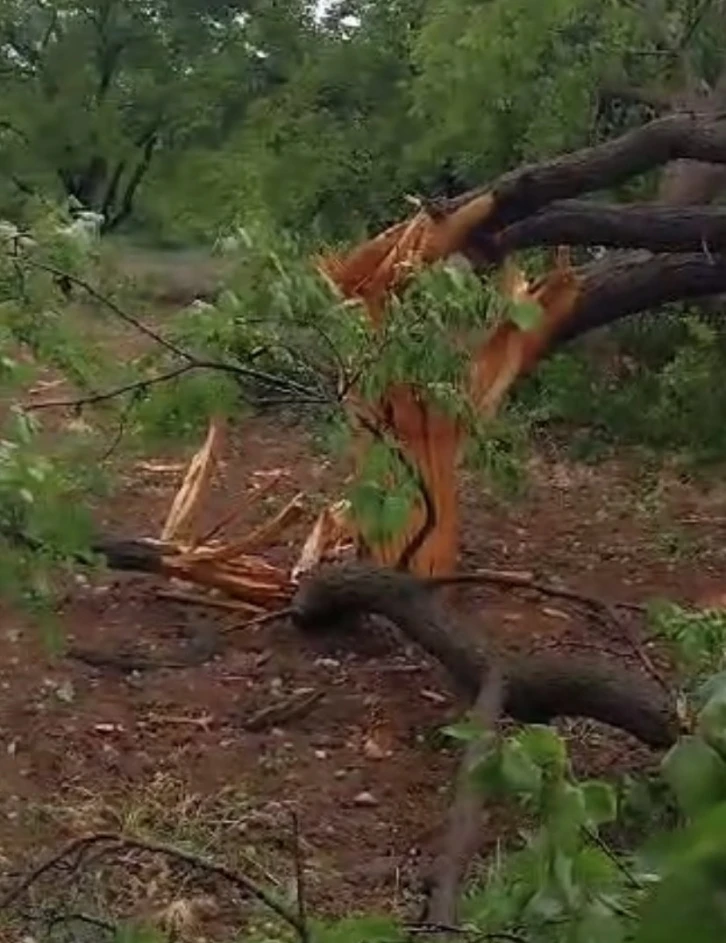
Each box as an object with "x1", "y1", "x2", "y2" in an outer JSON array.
[
  {"x1": 319, "y1": 206, "x2": 583, "y2": 575},
  {"x1": 318, "y1": 198, "x2": 493, "y2": 576},
  {"x1": 318, "y1": 109, "x2": 726, "y2": 576},
  {"x1": 371, "y1": 385, "x2": 461, "y2": 575}
]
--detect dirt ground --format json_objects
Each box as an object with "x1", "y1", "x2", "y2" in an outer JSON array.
[{"x1": 2, "y1": 289, "x2": 726, "y2": 938}]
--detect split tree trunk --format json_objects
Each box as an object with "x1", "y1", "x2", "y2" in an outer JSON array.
[{"x1": 321, "y1": 109, "x2": 726, "y2": 576}]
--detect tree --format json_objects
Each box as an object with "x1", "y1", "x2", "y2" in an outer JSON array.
[{"x1": 0, "y1": 0, "x2": 316, "y2": 230}]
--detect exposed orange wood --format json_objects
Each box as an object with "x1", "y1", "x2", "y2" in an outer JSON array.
[
  {"x1": 372, "y1": 385, "x2": 461, "y2": 575},
  {"x1": 161, "y1": 417, "x2": 226, "y2": 543},
  {"x1": 318, "y1": 195, "x2": 585, "y2": 576},
  {"x1": 470, "y1": 261, "x2": 582, "y2": 416}
]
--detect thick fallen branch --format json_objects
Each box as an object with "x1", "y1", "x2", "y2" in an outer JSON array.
[
  {"x1": 445, "y1": 112, "x2": 726, "y2": 238},
  {"x1": 562, "y1": 251, "x2": 726, "y2": 341},
  {"x1": 498, "y1": 200, "x2": 726, "y2": 256},
  {"x1": 291, "y1": 565, "x2": 679, "y2": 748}
]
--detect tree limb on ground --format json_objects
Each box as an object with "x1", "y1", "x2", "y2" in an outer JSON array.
[{"x1": 291, "y1": 565, "x2": 679, "y2": 749}]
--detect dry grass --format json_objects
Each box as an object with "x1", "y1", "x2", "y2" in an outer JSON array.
[{"x1": 3, "y1": 774, "x2": 320, "y2": 941}]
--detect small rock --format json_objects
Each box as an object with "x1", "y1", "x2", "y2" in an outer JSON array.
[
  {"x1": 314, "y1": 749, "x2": 328, "y2": 760},
  {"x1": 363, "y1": 738, "x2": 387, "y2": 760},
  {"x1": 315, "y1": 657, "x2": 341, "y2": 670},
  {"x1": 55, "y1": 680, "x2": 76, "y2": 703},
  {"x1": 353, "y1": 791, "x2": 378, "y2": 808}
]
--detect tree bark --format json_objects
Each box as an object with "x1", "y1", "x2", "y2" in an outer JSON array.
[
  {"x1": 498, "y1": 201, "x2": 726, "y2": 255},
  {"x1": 443, "y1": 112, "x2": 726, "y2": 241},
  {"x1": 291, "y1": 565, "x2": 679, "y2": 749}
]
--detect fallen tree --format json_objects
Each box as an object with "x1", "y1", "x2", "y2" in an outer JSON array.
[
  {"x1": 290, "y1": 564, "x2": 678, "y2": 749},
  {"x1": 316, "y1": 110, "x2": 726, "y2": 575}
]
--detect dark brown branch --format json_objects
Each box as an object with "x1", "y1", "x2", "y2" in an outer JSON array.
[
  {"x1": 497, "y1": 201, "x2": 726, "y2": 255},
  {"x1": 424, "y1": 669, "x2": 503, "y2": 927},
  {"x1": 446, "y1": 112, "x2": 726, "y2": 237},
  {"x1": 0, "y1": 832, "x2": 306, "y2": 938},
  {"x1": 21, "y1": 262, "x2": 333, "y2": 405},
  {"x1": 427, "y1": 567, "x2": 644, "y2": 615},
  {"x1": 25, "y1": 363, "x2": 199, "y2": 410},
  {"x1": 560, "y1": 251, "x2": 726, "y2": 342},
  {"x1": 291, "y1": 565, "x2": 679, "y2": 749}
]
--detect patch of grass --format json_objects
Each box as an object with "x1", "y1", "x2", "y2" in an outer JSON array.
[{"x1": 7, "y1": 775, "x2": 317, "y2": 942}]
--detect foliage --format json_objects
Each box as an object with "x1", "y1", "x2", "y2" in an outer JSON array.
[
  {"x1": 515, "y1": 311, "x2": 726, "y2": 467},
  {"x1": 647, "y1": 599, "x2": 726, "y2": 684},
  {"x1": 436, "y1": 672, "x2": 726, "y2": 943}
]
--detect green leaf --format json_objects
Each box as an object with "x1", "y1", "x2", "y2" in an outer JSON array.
[
  {"x1": 470, "y1": 747, "x2": 506, "y2": 797},
  {"x1": 575, "y1": 902, "x2": 626, "y2": 943},
  {"x1": 698, "y1": 695, "x2": 726, "y2": 761},
  {"x1": 549, "y1": 781, "x2": 588, "y2": 850},
  {"x1": 695, "y1": 671, "x2": 726, "y2": 711},
  {"x1": 661, "y1": 736, "x2": 726, "y2": 817},
  {"x1": 524, "y1": 885, "x2": 565, "y2": 922},
  {"x1": 442, "y1": 719, "x2": 492, "y2": 743},
  {"x1": 500, "y1": 738, "x2": 543, "y2": 796},
  {"x1": 635, "y1": 858, "x2": 726, "y2": 943},
  {"x1": 517, "y1": 724, "x2": 568, "y2": 777},
  {"x1": 315, "y1": 914, "x2": 404, "y2": 942},
  {"x1": 581, "y1": 780, "x2": 618, "y2": 827},
  {"x1": 507, "y1": 298, "x2": 542, "y2": 331}
]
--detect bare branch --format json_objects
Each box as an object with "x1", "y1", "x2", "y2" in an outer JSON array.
[
  {"x1": 424, "y1": 669, "x2": 503, "y2": 927},
  {"x1": 291, "y1": 565, "x2": 679, "y2": 748},
  {"x1": 443, "y1": 112, "x2": 726, "y2": 242},
  {"x1": 21, "y1": 261, "x2": 336, "y2": 405},
  {"x1": 1, "y1": 832, "x2": 307, "y2": 939},
  {"x1": 25, "y1": 363, "x2": 198, "y2": 410},
  {"x1": 497, "y1": 201, "x2": 726, "y2": 256}
]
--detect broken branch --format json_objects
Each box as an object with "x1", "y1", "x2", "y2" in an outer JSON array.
[
  {"x1": 424, "y1": 669, "x2": 503, "y2": 927},
  {"x1": 497, "y1": 200, "x2": 726, "y2": 256},
  {"x1": 291, "y1": 565, "x2": 679, "y2": 748},
  {"x1": 446, "y1": 111, "x2": 726, "y2": 238},
  {"x1": 0, "y1": 832, "x2": 307, "y2": 939}
]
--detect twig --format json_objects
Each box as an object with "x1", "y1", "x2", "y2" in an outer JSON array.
[
  {"x1": 46, "y1": 909, "x2": 117, "y2": 935},
  {"x1": 25, "y1": 363, "x2": 198, "y2": 410},
  {"x1": 30, "y1": 262, "x2": 193, "y2": 361},
  {"x1": 582, "y1": 826, "x2": 643, "y2": 891},
  {"x1": 98, "y1": 390, "x2": 138, "y2": 461},
  {"x1": 423, "y1": 668, "x2": 503, "y2": 927},
  {"x1": 405, "y1": 926, "x2": 526, "y2": 942},
  {"x1": 0, "y1": 832, "x2": 307, "y2": 937},
  {"x1": 426, "y1": 568, "x2": 645, "y2": 615},
  {"x1": 144, "y1": 711, "x2": 215, "y2": 732},
  {"x1": 156, "y1": 588, "x2": 264, "y2": 614},
  {"x1": 290, "y1": 810, "x2": 311, "y2": 943},
  {"x1": 243, "y1": 690, "x2": 324, "y2": 733},
  {"x1": 221, "y1": 606, "x2": 295, "y2": 634},
  {"x1": 25, "y1": 261, "x2": 335, "y2": 405}
]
